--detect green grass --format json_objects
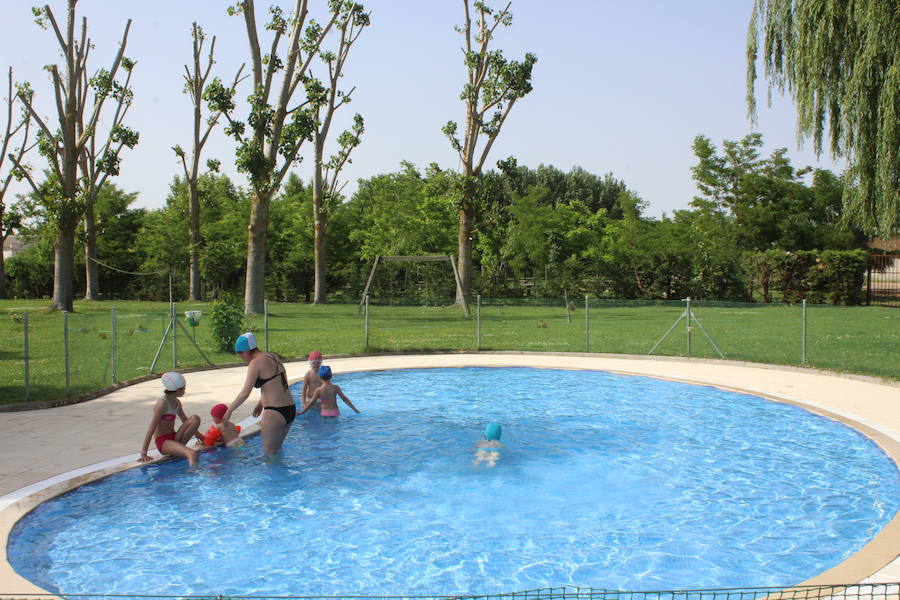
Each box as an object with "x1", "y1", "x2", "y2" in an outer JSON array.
[{"x1": 1, "y1": 298, "x2": 897, "y2": 404}]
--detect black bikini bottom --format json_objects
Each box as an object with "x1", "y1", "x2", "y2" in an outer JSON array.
[{"x1": 264, "y1": 404, "x2": 297, "y2": 425}]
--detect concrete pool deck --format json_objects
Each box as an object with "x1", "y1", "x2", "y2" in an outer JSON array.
[{"x1": 1, "y1": 352, "x2": 899, "y2": 594}]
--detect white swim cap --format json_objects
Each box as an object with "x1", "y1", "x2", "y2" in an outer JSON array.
[{"x1": 161, "y1": 371, "x2": 186, "y2": 391}]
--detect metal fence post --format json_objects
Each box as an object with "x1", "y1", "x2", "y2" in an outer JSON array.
[
  {"x1": 584, "y1": 295, "x2": 589, "y2": 353},
  {"x1": 111, "y1": 307, "x2": 117, "y2": 383},
  {"x1": 801, "y1": 300, "x2": 808, "y2": 365},
  {"x1": 64, "y1": 311, "x2": 71, "y2": 396},
  {"x1": 476, "y1": 294, "x2": 481, "y2": 350},
  {"x1": 685, "y1": 297, "x2": 692, "y2": 357},
  {"x1": 23, "y1": 312, "x2": 30, "y2": 402},
  {"x1": 364, "y1": 294, "x2": 370, "y2": 347},
  {"x1": 264, "y1": 298, "x2": 269, "y2": 352},
  {"x1": 171, "y1": 302, "x2": 177, "y2": 369}
]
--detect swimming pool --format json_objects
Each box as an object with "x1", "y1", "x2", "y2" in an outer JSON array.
[{"x1": 9, "y1": 367, "x2": 900, "y2": 595}]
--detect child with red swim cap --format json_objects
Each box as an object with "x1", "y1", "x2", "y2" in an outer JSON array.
[
  {"x1": 203, "y1": 403, "x2": 244, "y2": 447},
  {"x1": 300, "y1": 350, "x2": 325, "y2": 415}
]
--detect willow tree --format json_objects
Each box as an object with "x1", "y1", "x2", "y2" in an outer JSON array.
[
  {"x1": 15, "y1": 0, "x2": 135, "y2": 311},
  {"x1": 213, "y1": 0, "x2": 341, "y2": 314},
  {"x1": 746, "y1": 0, "x2": 899, "y2": 237},
  {"x1": 1, "y1": 68, "x2": 33, "y2": 299},
  {"x1": 173, "y1": 23, "x2": 245, "y2": 301},
  {"x1": 308, "y1": 3, "x2": 368, "y2": 304},
  {"x1": 443, "y1": 0, "x2": 536, "y2": 303}
]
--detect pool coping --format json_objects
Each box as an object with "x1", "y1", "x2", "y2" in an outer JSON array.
[{"x1": 1, "y1": 352, "x2": 899, "y2": 594}]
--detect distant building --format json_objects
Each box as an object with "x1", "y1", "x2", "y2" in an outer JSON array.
[{"x1": 2, "y1": 235, "x2": 29, "y2": 259}]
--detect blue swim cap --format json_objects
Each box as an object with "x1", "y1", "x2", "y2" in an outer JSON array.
[
  {"x1": 319, "y1": 365, "x2": 332, "y2": 379},
  {"x1": 234, "y1": 332, "x2": 257, "y2": 352},
  {"x1": 485, "y1": 422, "x2": 502, "y2": 441}
]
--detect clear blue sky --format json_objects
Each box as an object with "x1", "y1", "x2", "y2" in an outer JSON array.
[{"x1": 1, "y1": 1, "x2": 843, "y2": 218}]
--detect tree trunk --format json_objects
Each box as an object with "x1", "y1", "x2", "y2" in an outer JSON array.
[
  {"x1": 83, "y1": 201, "x2": 99, "y2": 300},
  {"x1": 51, "y1": 208, "x2": 77, "y2": 312},
  {"x1": 456, "y1": 202, "x2": 474, "y2": 304},
  {"x1": 188, "y1": 178, "x2": 201, "y2": 301},
  {"x1": 0, "y1": 244, "x2": 7, "y2": 299},
  {"x1": 244, "y1": 189, "x2": 270, "y2": 315},
  {"x1": 312, "y1": 152, "x2": 327, "y2": 304}
]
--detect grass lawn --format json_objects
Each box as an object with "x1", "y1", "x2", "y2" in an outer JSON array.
[{"x1": 0, "y1": 298, "x2": 897, "y2": 404}]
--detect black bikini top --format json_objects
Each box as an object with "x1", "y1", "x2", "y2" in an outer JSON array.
[{"x1": 254, "y1": 354, "x2": 288, "y2": 389}]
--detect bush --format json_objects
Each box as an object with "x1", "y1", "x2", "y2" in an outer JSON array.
[{"x1": 208, "y1": 292, "x2": 247, "y2": 352}]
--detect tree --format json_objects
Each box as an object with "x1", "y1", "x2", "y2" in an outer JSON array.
[
  {"x1": 173, "y1": 23, "x2": 245, "y2": 301},
  {"x1": 443, "y1": 0, "x2": 536, "y2": 303},
  {"x1": 746, "y1": 0, "x2": 899, "y2": 236},
  {"x1": 212, "y1": 0, "x2": 343, "y2": 314},
  {"x1": 307, "y1": 3, "x2": 368, "y2": 304},
  {"x1": 14, "y1": 0, "x2": 135, "y2": 311},
  {"x1": 1, "y1": 67, "x2": 33, "y2": 298},
  {"x1": 77, "y1": 55, "x2": 138, "y2": 301}
]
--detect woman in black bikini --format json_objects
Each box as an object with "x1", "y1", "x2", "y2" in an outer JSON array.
[{"x1": 225, "y1": 332, "x2": 296, "y2": 457}]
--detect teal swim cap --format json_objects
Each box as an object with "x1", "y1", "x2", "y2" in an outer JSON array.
[
  {"x1": 485, "y1": 422, "x2": 502, "y2": 441},
  {"x1": 234, "y1": 332, "x2": 257, "y2": 352}
]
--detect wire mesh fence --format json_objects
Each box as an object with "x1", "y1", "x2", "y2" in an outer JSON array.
[
  {"x1": 0, "y1": 583, "x2": 898, "y2": 600},
  {"x1": 1, "y1": 298, "x2": 897, "y2": 405}
]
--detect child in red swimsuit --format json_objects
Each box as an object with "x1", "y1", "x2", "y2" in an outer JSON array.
[
  {"x1": 138, "y1": 372, "x2": 204, "y2": 467},
  {"x1": 203, "y1": 403, "x2": 243, "y2": 447}
]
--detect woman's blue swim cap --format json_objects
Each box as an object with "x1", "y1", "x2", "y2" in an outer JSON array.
[
  {"x1": 234, "y1": 332, "x2": 257, "y2": 352},
  {"x1": 485, "y1": 422, "x2": 502, "y2": 441},
  {"x1": 319, "y1": 365, "x2": 332, "y2": 379}
]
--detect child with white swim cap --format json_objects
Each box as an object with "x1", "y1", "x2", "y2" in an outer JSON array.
[{"x1": 138, "y1": 372, "x2": 204, "y2": 467}]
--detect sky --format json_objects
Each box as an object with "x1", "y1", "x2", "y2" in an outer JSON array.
[{"x1": 0, "y1": 0, "x2": 845, "y2": 219}]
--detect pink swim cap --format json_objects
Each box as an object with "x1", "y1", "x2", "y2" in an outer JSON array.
[
  {"x1": 308, "y1": 350, "x2": 322, "y2": 360},
  {"x1": 210, "y1": 403, "x2": 228, "y2": 419}
]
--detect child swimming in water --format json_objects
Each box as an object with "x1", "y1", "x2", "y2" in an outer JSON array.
[
  {"x1": 203, "y1": 403, "x2": 244, "y2": 447},
  {"x1": 299, "y1": 365, "x2": 360, "y2": 421},
  {"x1": 474, "y1": 422, "x2": 502, "y2": 468}
]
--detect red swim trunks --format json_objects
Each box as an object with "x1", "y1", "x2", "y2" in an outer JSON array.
[{"x1": 155, "y1": 432, "x2": 177, "y2": 453}]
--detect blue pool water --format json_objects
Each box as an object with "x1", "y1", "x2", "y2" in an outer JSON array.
[{"x1": 9, "y1": 367, "x2": 900, "y2": 595}]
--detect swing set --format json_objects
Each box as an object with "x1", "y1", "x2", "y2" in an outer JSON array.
[{"x1": 358, "y1": 255, "x2": 470, "y2": 317}]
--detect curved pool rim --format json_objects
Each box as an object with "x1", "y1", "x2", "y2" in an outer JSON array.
[{"x1": 1, "y1": 353, "x2": 899, "y2": 594}]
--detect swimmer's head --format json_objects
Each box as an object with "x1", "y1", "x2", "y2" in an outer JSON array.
[
  {"x1": 484, "y1": 422, "x2": 502, "y2": 441},
  {"x1": 161, "y1": 371, "x2": 186, "y2": 392},
  {"x1": 234, "y1": 332, "x2": 257, "y2": 353},
  {"x1": 318, "y1": 365, "x2": 332, "y2": 380},
  {"x1": 210, "y1": 403, "x2": 228, "y2": 422},
  {"x1": 309, "y1": 350, "x2": 322, "y2": 366}
]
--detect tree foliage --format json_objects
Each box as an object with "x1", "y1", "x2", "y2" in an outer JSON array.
[{"x1": 746, "y1": 0, "x2": 899, "y2": 236}]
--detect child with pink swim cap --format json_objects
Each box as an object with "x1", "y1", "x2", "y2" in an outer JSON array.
[
  {"x1": 203, "y1": 403, "x2": 244, "y2": 447},
  {"x1": 300, "y1": 350, "x2": 325, "y2": 415}
]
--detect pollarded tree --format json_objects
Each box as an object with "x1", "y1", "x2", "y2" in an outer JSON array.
[
  {"x1": 746, "y1": 0, "x2": 899, "y2": 237},
  {"x1": 173, "y1": 22, "x2": 246, "y2": 301},
  {"x1": 443, "y1": 0, "x2": 536, "y2": 304},
  {"x1": 211, "y1": 0, "x2": 343, "y2": 314},
  {"x1": 14, "y1": 0, "x2": 136, "y2": 311},
  {"x1": 77, "y1": 57, "x2": 139, "y2": 301},
  {"x1": 307, "y1": 2, "x2": 369, "y2": 304},
  {"x1": 1, "y1": 67, "x2": 34, "y2": 299}
]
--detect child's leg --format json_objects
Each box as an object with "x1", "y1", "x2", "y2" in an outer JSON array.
[
  {"x1": 160, "y1": 439, "x2": 199, "y2": 467},
  {"x1": 176, "y1": 415, "x2": 202, "y2": 444}
]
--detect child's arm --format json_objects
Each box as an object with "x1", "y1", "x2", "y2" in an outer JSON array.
[
  {"x1": 298, "y1": 388, "x2": 321, "y2": 415},
  {"x1": 138, "y1": 401, "x2": 164, "y2": 462},
  {"x1": 336, "y1": 386, "x2": 360, "y2": 414}
]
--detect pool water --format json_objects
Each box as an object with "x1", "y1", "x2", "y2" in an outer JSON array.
[{"x1": 9, "y1": 367, "x2": 900, "y2": 595}]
